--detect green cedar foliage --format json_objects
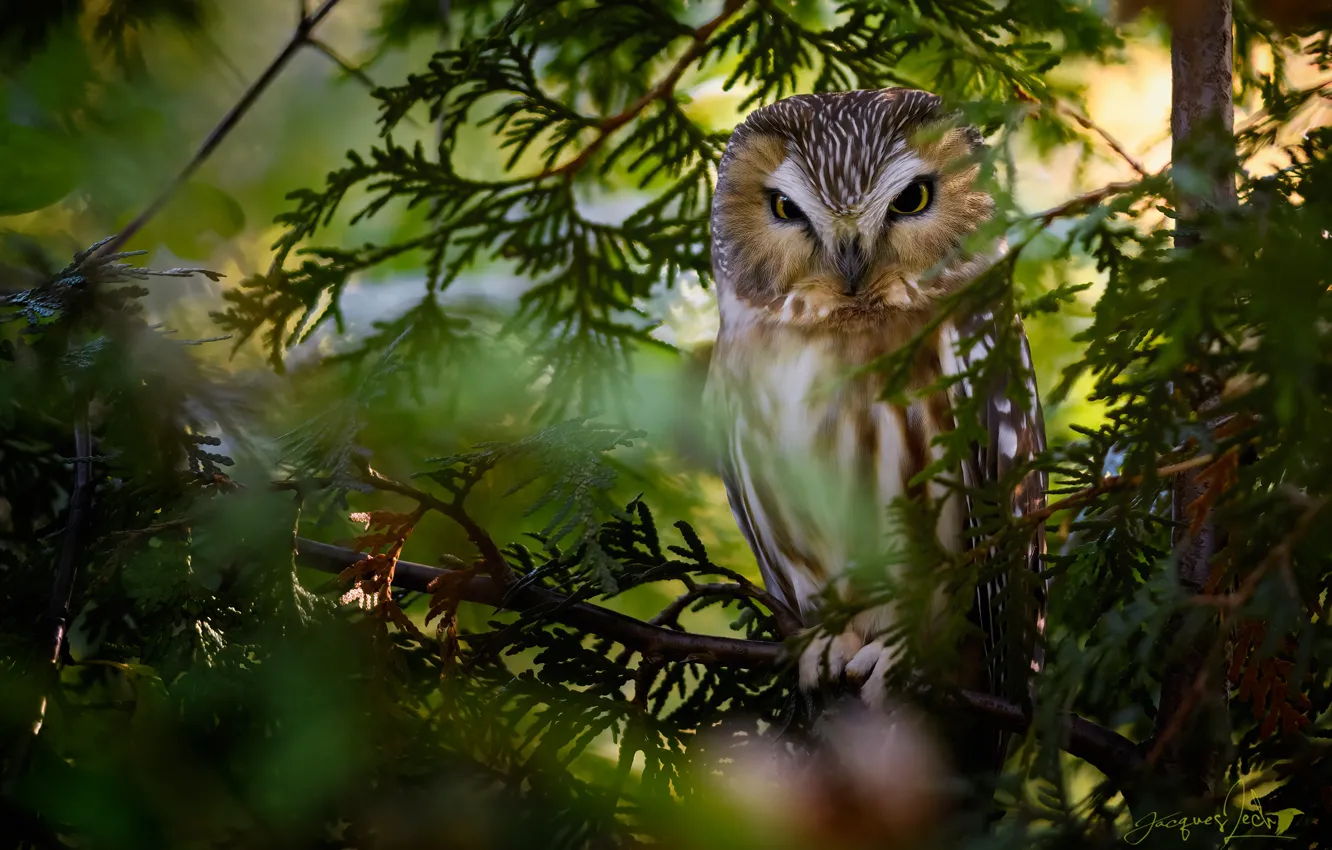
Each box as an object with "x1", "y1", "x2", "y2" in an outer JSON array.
[{"x1": 2, "y1": 1, "x2": 1332, "y2": 848}]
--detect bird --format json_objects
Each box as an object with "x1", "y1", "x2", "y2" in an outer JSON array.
[{"x1": 705, "y1": 88, "x2": 1048, "y2": 774}]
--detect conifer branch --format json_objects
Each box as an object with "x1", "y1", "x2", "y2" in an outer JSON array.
[
  {"x1": 1150, "y1": 495, "x2": 1329, "y2": 765},
  {"x1": 297, "y1": 537, "x2": 780, "y2": 666},
  {"x1": 537, "y1": 0, "x2": 747, "y2": 179},
  {"x1": 653, "y1": 581, "x2": 802, "y2": 637},
  {"x1": 293, "y1": 535, "x2": 1146, "y2": 782},
  {"x1": 1235, "y1": 77, "x2": 1332, "y2": 136},
  {"x1": 1024, "y1": 453, "x2": 1216, "y2": 527},
  {"x1": 1190, "y1": 496, "x2": 1325, "y2": 610},
  {"x1": 959, "y1": 452, "x2": 1217, "y2": 565},
  {"x1": 359, "y1": 468, "x2": 518, "y2": 588}
]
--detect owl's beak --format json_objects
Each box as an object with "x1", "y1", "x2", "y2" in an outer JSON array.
[{"x1": 836, "y1": 237, "x2": 868, "y2": 295}]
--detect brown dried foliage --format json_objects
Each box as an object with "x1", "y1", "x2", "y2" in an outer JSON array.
[
  {"x1": 425, "y1": 564, "x2": 478, "y2": 675},
  {"x1": 340, "y1": 509, "x2": 427, "y2": 641},
  {"x1": 1227, "y1": 621, "x2": 1312, "y2": 739}
]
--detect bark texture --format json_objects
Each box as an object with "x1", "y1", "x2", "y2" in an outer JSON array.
[{"x1": 1153, "y1": 0, "x2": 1236, "y2": 799}]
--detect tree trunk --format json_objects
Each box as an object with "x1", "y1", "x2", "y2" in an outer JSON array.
[{"x1": 1154, "y1": 0, "x2": 1236, "y2": 800}]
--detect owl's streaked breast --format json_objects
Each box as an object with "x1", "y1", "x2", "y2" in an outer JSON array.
[{"x1": 708, "y1": 302, "x2": 964, "y2": 625}]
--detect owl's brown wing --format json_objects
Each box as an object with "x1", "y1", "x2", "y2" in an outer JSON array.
[
  {"x1": 708, "y1": 379, "x2": 807, "y2": 624},
  {"x1": 949, "y1": 307, "x2": 1048, "y2": 766}
]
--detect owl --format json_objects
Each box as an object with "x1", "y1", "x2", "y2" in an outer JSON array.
[{"x1": 706, "y1": 88, "x2": 1047, "y2": 767}]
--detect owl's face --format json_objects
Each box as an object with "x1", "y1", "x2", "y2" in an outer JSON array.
[{"x1": 711, "y1": 89, "x2": 995, "y2": 329}]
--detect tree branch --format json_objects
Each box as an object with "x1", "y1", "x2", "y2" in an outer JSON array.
[
  {"x1": 1189, "y1": 495, "x2": 1325, "y2": 610},
  {"x1": 959, "y1": 452, "x2": 1217, "y2": 565},
  {"x1": 538, "y1": 0, "x2": 747, "y2": 179},
  {"x1": 307, "y1": 37, "x2": 379, "y2": 91},
  {"x1": 359, "y1": 468, "x2": 518, "y2": 588},
  {"x1": 1032, "y1": 176, "x2": 1158, "y2": 225},
  {"x1": 293, "y1": 535, "x2": 1145, "y2": 783},
  {"x1": 1235, "y1": 77, "x2": 1332, "y2": 136},
  {"x1": 298, "y1": 536, "x2": 776, "y2": 665},
  {"x1": 91, "y1": 0, "x2": 347, "y2": 260},
  {"x1": 46, "y1": 416, "x2": 94, "y2": 673},
  {"x1": 1054, "y1": 102, "x2": 1149, "y2": 177},
  {"x1": 1021, "y1": 453, "x2": 1214, "y2": 528}
]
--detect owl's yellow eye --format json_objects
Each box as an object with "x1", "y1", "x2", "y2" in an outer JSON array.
[
  {"x1": 769, "y1": 192, "x2": 806, "y2": 222},
  {"x1": 888, "y1": 180, "x2": 932, "y2": 216}
]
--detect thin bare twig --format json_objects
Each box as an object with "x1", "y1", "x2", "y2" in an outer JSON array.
[
  {"x1": 92, "y1": 0, "x2": 347, "y2": 260},
  {"x1": 1055, "y1": 102, "x2": 1149, "y2": 177},
  {"x1": 537, "y1": 0, "x2": 747, "y2": 180},
  {"x1": 1032, "y1": 176, "x2": 1157, "y2": 225},
  {"x1": 307, "y1": 37, "x2": 379, "y2": 91},
  {"x1": 1235, "y1": 77, "x2": 1332, "y2": 136}
]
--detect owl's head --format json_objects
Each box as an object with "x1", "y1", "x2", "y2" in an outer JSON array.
[{"x1": 711, "y1": 88, "x2": 995, "y2": 329}]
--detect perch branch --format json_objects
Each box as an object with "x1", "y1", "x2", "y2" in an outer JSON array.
[
  {"x1": 92, "y1": 0, "x2": 347, "y2": 259},
  {"x1": 293, "y1": 536, "x2": 1145, "y2": 783},
  {"x1": 298, "y1": 536, "x2": 778, "y2": 665}
]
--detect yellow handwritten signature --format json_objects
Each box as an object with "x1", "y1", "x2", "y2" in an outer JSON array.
[{"x1": 1124, "y1": 779, "x2": 1303, "y2": 844}]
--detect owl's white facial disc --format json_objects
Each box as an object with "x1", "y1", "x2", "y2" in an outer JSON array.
[{"x1": 710, "y1": 87, "x2": 996, "y2": 327}]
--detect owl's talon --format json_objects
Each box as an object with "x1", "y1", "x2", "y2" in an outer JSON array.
[
  {"x1": 845, "y1": 640, "x2": 902, "y2": 710},
  {"x1": 797, "y1": 630, "x2": 864, "y2": 691}
]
